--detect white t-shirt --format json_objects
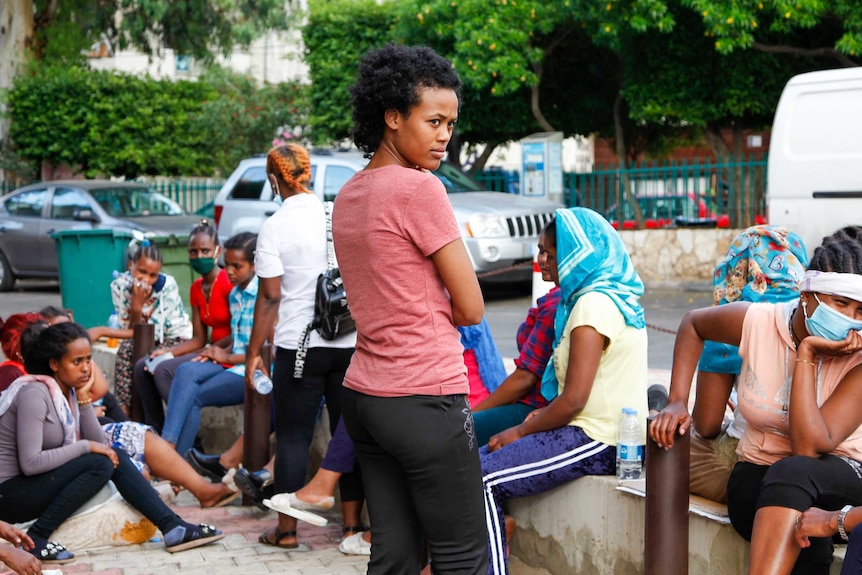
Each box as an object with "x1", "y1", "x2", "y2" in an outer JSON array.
[{"x1": 254, "y1": 193, "x2": 355, "y2": 350}]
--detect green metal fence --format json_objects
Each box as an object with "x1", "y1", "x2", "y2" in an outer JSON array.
[
  {"x1": 134, "y1": 177, "x2": 224, "y2": 215},
  {"x1": 565, "y1": 156, "x2": 767, "y2": 229}
]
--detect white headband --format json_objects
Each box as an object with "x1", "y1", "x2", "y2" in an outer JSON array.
[{"x1": 798, "y1": 270, "x2": 862, "y2": 302}]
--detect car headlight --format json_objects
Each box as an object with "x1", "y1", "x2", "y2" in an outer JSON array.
[{"x1": 466, "y1": 214, "x2": 509, "y2": 239}]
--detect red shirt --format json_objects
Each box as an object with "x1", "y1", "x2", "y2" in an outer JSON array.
[
  {"x1": 189, "y1": 269, "x2": 232, "y2": 343},
  {"x1": 0, "y1": 361, "x2": 25, "y2": 393}
]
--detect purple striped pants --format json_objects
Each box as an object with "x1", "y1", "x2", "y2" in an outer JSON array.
[{"x1": 480, "y1": 425, "x2": 615, "y2": 575}]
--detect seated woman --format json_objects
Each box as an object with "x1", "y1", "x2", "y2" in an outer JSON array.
[
  {"x1": 0, "y1": 322, "x2": 223, "y2": 564},
  {"x1": 650, "y1": 236, "x2": 862, "y2": 575},
  {"x1": 133, "y1": 220, "x2": 233, "y2": 432},
  {"x1": 23, "y1": 317, "x2": 239, "y2": 509},
  {"x1": 109, "y1": 240, "x2": 193, "y2": 413},
  {"x1": 480, "y1": 207, "x2": 649, "y2": 575},
  {"x1": 161, "y1": 232, "x2": 257, "y2": 456},
  {"x1": 689, "y1": 225, "x2": 808, "y2": 503},
  {"x1": 471, "y1": 233, "x2": 560, "y2": 447}
]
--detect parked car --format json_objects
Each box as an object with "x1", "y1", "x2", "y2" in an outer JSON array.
[
  {"x1": 0, "y1": 180, "x2": 201, "y2": 291},
  {"x1": 213, "y1": 150, "x2": 562, "y2": 281},
  {"x1": 605, "y1": 193, "x2": 730, "y2": 230}
]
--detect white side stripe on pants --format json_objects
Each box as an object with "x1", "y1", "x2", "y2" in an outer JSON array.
[{"x1": 483, "y1": 440, "x2": 611, "y2": 575}]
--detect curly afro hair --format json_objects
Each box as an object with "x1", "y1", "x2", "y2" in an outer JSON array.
[{"x1": 350, "y1": 43, "x2": 462, "y2": 157}]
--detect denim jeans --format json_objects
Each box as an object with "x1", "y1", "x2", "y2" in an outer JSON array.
[
  {"x1": 134, "y1": 352, "x2": 200, "y2": 433},
  {"x1": 161, "y1": 360, "x2": 245, "y2": 455}
]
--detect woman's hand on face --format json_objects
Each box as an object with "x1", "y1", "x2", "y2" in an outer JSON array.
[
  {"x1": 0, "y1": 521, "x2": 34, "y2": 550},
  {"x1": 800, "y1": 331, "x2": 862, "y2": 359},
  {"x1": 648, "y1": 400, "x2": 692, "y2": 450},
  {"x1": 129, "y1": 280, "x2": 152, "y2": 310},
  {"x1": 88, "y1": 441, "x2": 119, "y2": 468},
  {"x1": 487, "y1": 425, "x2": 525, "y2": 453},
  {"x1": 794, "y1": 507, "x2": 839, "y2": 548}
]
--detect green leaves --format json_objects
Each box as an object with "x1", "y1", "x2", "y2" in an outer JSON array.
[{"x1": 5, "y1": 65, "x2": 307, "y2": 178}]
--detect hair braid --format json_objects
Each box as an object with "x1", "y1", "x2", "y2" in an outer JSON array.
[
  {"x1": 266, "y1": 144, "x2": 311, "y2": 194},
  {"x1": 131, "y1": 241, "x2": 162, "y2": 265},
  {"x1": 809, "y1": 236, "x2": 862, "y2": 274}
]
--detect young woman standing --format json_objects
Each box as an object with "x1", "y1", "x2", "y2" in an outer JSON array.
[{"x1": 332, "y1": 44, "x2": 486, "y2": 573}]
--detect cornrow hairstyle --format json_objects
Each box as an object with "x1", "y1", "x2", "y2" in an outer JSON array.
[
  {"x1": 0, "y1": 312, "x2": 45, "y2": 360},
  {"x1": 266, "y1": 143, "x2": 312, "y2": 194},
  {"x1": 23, "y1": 322, "x2": 89, "y2": 377},
  {"x1": 130, "y1": 240, "x2": 163, "y2": 265},
  {"x1": 350, "y1": 43, "x2": 462, "y2": 157},
  {"x1": 190, "y1": 218, "x2": 219, "y2": 246},
  {"x1": 808, "y1": 236, "x2": 862, "y2": 274},
  {"x1": 224, "y1": 232, "x2": 257, "y2": 263}
]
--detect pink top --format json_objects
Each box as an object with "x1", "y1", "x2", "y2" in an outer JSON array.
[
  {"x1": 332, "y1": 165, "x2": 466, "y2": 397},
  {"x1": 736, "y1": 303, "x2": 862, "y2": 465}
]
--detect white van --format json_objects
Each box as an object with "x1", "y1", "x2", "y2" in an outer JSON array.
[{"x1": 768, "y1": 67, "x2": 862, "y2": 254}]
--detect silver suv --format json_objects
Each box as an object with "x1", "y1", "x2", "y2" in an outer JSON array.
[{"x1": 213, "y1": 150, "x2": 561, "y2": 281}]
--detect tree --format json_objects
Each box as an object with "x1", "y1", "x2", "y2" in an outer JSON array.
[
  {"x1": 683, "y1": 0, "x2": 862, "y2": 66},
  {"x1": 303, "y1": 0, "x2": 398, "y2": 145},
  {"x1": 0, "y1": 0, "x2": 295, "y2": 130}
]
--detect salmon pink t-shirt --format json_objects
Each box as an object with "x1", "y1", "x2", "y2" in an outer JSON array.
[
  {"x1": 736, "y1": 302, "x2": 862, "y2": 465},
  {"x1": 332, "y1": 165, "x2": 467, "y2": 397}
]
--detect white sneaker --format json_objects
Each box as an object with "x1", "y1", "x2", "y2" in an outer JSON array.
[{"x1": 338, "y1": 531, "x2": 371, "y2": 556}]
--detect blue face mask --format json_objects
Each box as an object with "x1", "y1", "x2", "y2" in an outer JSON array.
[{"x1": 804, "y1": 293, "x2": 862, "y2": 341}]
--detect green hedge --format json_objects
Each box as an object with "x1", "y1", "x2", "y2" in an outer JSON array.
[{"x1": 5, "y1": 65, "x2": 307, "y2": 178}]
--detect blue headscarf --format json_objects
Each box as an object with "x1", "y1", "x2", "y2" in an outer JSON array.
[
  {"x1": 698, "y1": 225, "x2": 808, "y2": 373},
  {"x1": 540, "y1": 208, "x2": 645, "y2": 400}
]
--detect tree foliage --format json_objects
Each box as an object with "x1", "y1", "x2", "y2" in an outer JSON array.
[
  {"x1": 303, "y1": 0, "x2": 398, "y2": 145},
  {"x1": 682, "y1": 0, "x2": 862, "y2": 62},
  {"x1": 5, "y1": 66, "x2": 306, "y2": 178}
]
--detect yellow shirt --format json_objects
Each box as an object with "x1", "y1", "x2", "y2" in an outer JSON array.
[{"x1": 553, "y1": 291, "x2": 649, "y2": 445}]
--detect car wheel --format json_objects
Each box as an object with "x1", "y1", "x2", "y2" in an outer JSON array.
[{"x1": 0, "y1": 250, "x2": 14, "y2": 291}]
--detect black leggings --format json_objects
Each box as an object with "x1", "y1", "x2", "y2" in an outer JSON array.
[
  {"x1": 343, "y1": 388, "x2": 487, "y2": 575},
  {"x1": 728, "y1": 455, "x2": 862, "y2": 575},
  {"x1": 272, "y1": 346, "x2": 363, "y2": 502},
  {"x1": 0, "y1": 450, "x2": 182, "y2": 540}
]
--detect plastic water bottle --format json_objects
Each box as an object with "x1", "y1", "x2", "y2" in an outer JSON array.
[
  {"x1": 106, "y1": 311, "x2": 120, "y2": 348},
  {"x1": 617, "y1": 408, "x2": 643, "y2": 480},
  {"x1": 252, "y1": 370, "x2": 273, "y2": 395}
]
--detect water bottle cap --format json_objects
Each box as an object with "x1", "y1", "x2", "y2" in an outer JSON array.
[{"x1": 622, "y1": 407, "x2": 636, "y2": 415}]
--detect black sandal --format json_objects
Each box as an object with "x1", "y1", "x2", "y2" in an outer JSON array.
[{"x1": 259, "y1": 526, "x2": 298, "y2": 549}]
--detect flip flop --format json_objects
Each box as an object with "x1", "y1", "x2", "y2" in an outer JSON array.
[
  {"x1": 263, "y1": 497, "x2": 328, "y2": 527},
  {"x1": 258, "y1": 526, "x2": 298, "y2": 549}
]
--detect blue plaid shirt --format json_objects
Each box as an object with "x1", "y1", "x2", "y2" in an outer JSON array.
[{"x1": 227, "y1": 276, "x2": 258, "y2": 376}]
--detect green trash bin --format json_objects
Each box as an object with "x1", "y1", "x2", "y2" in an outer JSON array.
[
  {"x1": 53, "y1": 229, "x2": 135, "y2": 329},
  {"x1": 148, "y1": 234, "x2": 193, "y2": 315}
]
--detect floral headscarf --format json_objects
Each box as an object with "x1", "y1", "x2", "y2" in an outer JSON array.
[
  {"x1": 540, "y1": 208, "x2": 645, "y2": 400},
  {"x1": 699, "y1": 224, "x2": 808, "y2": 373}
]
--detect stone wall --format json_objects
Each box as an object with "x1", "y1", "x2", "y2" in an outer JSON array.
[{"x1": 620, "y1": 228, "x2": 743, "y2": 288}]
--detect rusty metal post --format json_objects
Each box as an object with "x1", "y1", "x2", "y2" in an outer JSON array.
[
  {"x1": 243, "y1": 342, "x2": 272, "y2": 506},
  {"x1": 645, "y1": 416, "x2": 690, "y2": 575},
  {"x1": 130, "y1": 323, "x2": 155, "y2": 423}
]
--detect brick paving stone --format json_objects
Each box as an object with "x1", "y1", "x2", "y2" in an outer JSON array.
[{"x1": 46, "y1": 490, "x2": 369, "y2": 574}]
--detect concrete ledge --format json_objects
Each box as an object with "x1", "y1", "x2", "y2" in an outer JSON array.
[{"x1": 508, "y1": 475, "x2": 846, "y2": 574}]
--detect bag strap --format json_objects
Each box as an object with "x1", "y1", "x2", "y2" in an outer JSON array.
[
  {"x1": 324, "y1": 201, "x2": 336, "y2": 271},
  {"x1": 293, "y1": 323, "x2": 314, "y2": 379}
]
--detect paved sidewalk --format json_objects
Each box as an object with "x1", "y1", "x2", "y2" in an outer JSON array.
[{"x1": 55, "y1": 492, "x2": 370, "y2": 575}]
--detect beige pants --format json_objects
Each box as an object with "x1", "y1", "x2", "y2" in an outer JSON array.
[{"x1": 689, "y1": 430, "x2": 739, "y2": 503}]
